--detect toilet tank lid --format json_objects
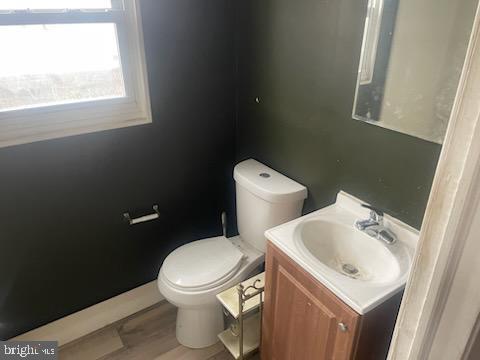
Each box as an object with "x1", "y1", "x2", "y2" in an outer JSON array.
[{"x1": 234, "y1": 159, "x2": 307, "y2": 203}]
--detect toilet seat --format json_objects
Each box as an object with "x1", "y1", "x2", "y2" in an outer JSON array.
[{"x1": 162, "y1": 236, "x2": 245, "y2": 292}]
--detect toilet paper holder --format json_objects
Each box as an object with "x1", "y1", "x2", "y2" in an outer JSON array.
[{"x1": 124, "y1": 205, "x2": 160, "y2": 225}]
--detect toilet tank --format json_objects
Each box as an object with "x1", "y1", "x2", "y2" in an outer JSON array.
[{"x1": 234, "y1": 159, "x2": 307, "y2": 253}]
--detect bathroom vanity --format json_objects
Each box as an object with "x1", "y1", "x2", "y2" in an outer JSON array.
[
  {"x1": 261, "y1": 192, "x2": 418, "y2": 360},
  {"x1": 262, "y1": 242, "x2": 402, "y2": 359}
]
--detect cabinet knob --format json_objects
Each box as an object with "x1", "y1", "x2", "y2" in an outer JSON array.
[{"x1": 338, "y1": 322, "x2": 348, "y2": 332}]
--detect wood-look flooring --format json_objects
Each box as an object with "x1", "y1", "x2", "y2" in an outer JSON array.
[{"x1": 59, "y1": 301, "x2": 260, "y2": 360}]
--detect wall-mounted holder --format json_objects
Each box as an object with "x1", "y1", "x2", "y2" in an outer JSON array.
[{"x1": 123, "y1": 205, "x2": 160, "y2": 225}]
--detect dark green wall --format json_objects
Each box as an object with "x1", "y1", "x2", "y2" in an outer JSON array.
[
  {"x1": 0, "y1": 0, "x2": 235, "y2": 339},
  {"x1": 235, "y1": 0, "x2": 442, "y2": 229}
]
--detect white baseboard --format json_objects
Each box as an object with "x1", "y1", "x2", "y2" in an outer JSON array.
[{"x1": 12, "y1": 281, "x2": 164, "y2": 346}]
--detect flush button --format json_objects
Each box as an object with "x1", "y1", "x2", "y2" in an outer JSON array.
[{"x1": 259, "y1": 173, "x2": 271, "y2": 178}]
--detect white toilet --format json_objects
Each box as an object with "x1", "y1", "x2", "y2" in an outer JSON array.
[{"x1": 157, "y1": 159, "x2": 307, "y2": 348}]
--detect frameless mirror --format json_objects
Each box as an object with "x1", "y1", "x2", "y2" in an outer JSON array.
[{"x1": 353, "y1": 0, "x2": 478, "y2": 144}]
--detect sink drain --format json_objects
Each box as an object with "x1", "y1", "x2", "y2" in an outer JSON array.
[{"x1": 342, "y1": 263, "x2": 359, "y2": 275}]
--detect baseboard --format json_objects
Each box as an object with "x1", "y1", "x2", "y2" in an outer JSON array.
[{"x1": 12, "y1": 281, "x2": 164, "y2": 346}]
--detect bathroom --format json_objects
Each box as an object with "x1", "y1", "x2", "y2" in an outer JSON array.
[{"x1": 1, "y1": 0, "x2": 480, "y2": 359}]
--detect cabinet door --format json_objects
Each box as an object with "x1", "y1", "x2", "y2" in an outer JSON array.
[{"x1": 262, "y1": 243, "x2": 360, "y2": 360}]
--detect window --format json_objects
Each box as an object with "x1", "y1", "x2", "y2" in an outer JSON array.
[{"x1": 0, "y1": 0, "x2": 151, "y2": 147}]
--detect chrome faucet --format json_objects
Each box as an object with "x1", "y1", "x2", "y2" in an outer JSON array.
[{"x1": 355, "y1": 204, "x2": 397, "y2": 245}]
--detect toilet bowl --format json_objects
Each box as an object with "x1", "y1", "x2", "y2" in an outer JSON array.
[
  {"x1": 157, "y1": 159, "x2": 307, "y2": 348},
  {"x1": 158, "y1": 236, "x2": 263, "y2": 348}
]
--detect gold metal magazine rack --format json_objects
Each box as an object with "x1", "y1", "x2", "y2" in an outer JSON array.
[{"x1": 216, "y1": 272, "x2": 265, "y2": 359}]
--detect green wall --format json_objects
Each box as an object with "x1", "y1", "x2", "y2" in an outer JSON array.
[{"x1": 235, "y1": 0, "x2": 442, "y2": 229}]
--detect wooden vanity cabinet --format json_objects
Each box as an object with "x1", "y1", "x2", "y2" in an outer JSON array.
[{"x1": 261, "y1": 242, "x2": 403, "y2": 360}]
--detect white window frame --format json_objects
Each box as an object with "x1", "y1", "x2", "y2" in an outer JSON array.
[{"x1": 0, "y1": 0, "x2": 152, "y2": 148}]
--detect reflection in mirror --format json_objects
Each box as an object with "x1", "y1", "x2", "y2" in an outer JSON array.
[
  {"x1": 353, "y1": 0, "x2": 478, "y2": 144},
  {"x1": 354, "y1": 0, "x2": 398, "y2": 123}
]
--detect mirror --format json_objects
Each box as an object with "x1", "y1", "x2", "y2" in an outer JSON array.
[{"x1": 353, "y1": 0, "x2": 478, "y2": 144}]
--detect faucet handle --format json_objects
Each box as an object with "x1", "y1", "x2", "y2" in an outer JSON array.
[{"x1": 361, "y1": 204, "x2": 384, "y2": 223}]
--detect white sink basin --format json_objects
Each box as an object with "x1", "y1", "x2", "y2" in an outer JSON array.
[
  {"x1": 295, "y1": 219, "x2": 407, "y2": 284},
  {"x1": 265, "y1": 191, "x2": 418, "y2": 314}
]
